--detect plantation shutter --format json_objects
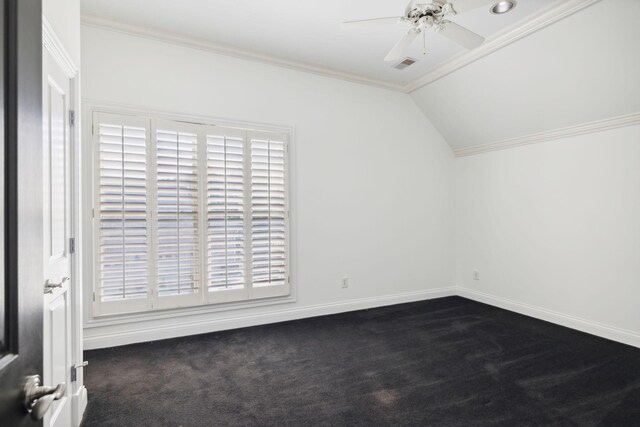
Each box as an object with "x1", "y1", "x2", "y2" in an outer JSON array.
[
  {"x1": 205, "y1": 127, "x2": 249, "y2": 303},
  {"x1": 249, "y1": 131, "x2": 290, "y2": 298},
  {"x1": 93, "y1": 111, "x2": 291, "y2": 317},
  {"x1": 153, "y1": 120, "x2": 203, "y2": 308},
  {"x1": 94, "y1": 112, "x2": 150, "y2": 315}
]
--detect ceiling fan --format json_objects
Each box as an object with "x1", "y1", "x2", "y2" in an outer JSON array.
[{"x1": 342, "y1": 0, "x2": 498, "y2": 62}]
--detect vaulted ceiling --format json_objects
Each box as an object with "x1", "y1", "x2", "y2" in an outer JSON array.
[{"x1": 411, "y1": 0, "x2": 640, "y2": 150}]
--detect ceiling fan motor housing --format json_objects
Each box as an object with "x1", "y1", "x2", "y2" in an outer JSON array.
[{"x1": 406, "y1": 2, "x2": 449, "y2": 24}]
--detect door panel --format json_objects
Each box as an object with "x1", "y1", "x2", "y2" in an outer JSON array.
[
  {"x1": 48, "y1": 78, "x2": 67, "y2": 259},
  {"x1": 43, "y1": 290, "x2": 71, "y2": 427},
  {"x1": 42, "y1": 49, "x2": 72, "y2": 427},
  {"x1": 0, "y1": 0, "x2": 45, "y2": 426}
]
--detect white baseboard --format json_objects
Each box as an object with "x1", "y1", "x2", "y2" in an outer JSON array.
[
  {"x1": 84, "y1": 287, "x2": 456, "y2": 349},
  {"x1": 84, "y1": 285, "x2": 640, "y2": 350},
  {"x1": 71, "y1": 385, "x2": 88, "y2": 427},
  {"x1": 456, "y1": 287, "x2": 640, "y2": 348}
]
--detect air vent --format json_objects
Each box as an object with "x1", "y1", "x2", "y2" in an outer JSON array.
[{"x1": 392, "y1": 57, "x2": 417, "y2": 70}]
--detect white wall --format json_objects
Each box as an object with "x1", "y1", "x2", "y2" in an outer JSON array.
[
  {"x1": 456, "y1": 124, "x2": 640, "y2": 346},
  {"x1": 81, "y1": 25, "x2": 455, "y2": 348},
  {"x1": 411, "y1": 0, "x2": 640, "y2": 150}
]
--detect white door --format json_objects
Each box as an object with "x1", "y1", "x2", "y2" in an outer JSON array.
[{"x1": 42, "y1": 50, "x2": 73, "y2": 427}]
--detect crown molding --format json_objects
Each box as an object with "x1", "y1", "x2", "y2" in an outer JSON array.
[
  {"x1": 402, "y1": 0, "x2": 600, "y2": 92},
  {"x1": 81, "y1": 0, "x2": 598, "y2": 94},
  {"x1": 80, "y1": 14, "x2": 404, "y2": 92},
  {"x1": 454, "y1": 112, "x2": 640, "y2": 157},
  {"x1": 43, "y1": 16, "x2": 78, "y2": 77}
]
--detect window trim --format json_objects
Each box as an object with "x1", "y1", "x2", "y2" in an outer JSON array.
[{"x1": 85, "y1": 102, "x2": 296, "y2": 321}]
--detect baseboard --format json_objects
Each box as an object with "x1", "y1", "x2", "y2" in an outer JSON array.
[
  {"x1": 71, "y1": 385, "x2": 88, "y2": 427},
  {"x1": 84, "y1": 287, "x2": 456, "y2": 349},
  {"x1": 456, "y1": 287, "x2": 640, "y2": 348}
]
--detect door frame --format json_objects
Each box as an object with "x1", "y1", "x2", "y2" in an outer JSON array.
[
  {"x1": 42, "y1": 16, "x2": 86, "y2": 426},
  {"x1": 0, "y1": 0, "x2": 44, "y2": 425}
]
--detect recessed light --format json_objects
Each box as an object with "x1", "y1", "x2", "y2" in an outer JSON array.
[{"x1": 490, "y1": 1, "x2": 517, "y2": 14}]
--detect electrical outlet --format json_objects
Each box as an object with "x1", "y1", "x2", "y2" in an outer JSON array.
[
  {"x1": 473, "y1": 270, "x2": 480, "y2": 280},
  {"x1": 342, "y1": 277, "x2": 349, "y2": 288}
]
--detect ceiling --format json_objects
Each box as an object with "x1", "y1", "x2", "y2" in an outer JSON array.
[
  {"x1": 81, "y1": 0, "x2": 557, "y2": 88},
  {"x1": 411, "y1": 0, "x2": 640, "y2": 151}
]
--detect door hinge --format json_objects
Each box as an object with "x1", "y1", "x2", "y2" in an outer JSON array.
[
  {"x1": 92, "y1": 208, "x2": 95, "y2": 218},
  {"x1": 93, "y1": 291, "x2": 96, "y2": 302},
  {"x1": 69, "y1": 237, "x2": 75, "y2": 254},
  {"x1": 71, "y1": 361, "x2": 88, "y2": 382},
  {"x1": 69, "y1": 110, "x2": 75, "y2": 128}
]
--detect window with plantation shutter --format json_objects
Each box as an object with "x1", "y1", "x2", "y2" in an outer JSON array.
[
  {"x1": 250, "y1": 131, "x2": 289, "y2": 298},
  {"x1": 92, "y1": 111, "x2": 290, "y2": 316},
  {"x1": 94, "y1": 112, "x2": 150, "y2": 314},
  {"x1": 205, "y1": 127, "x2": 248, "y2": 303},
  {"x1": 153, "y1": 121, "x2": 202, "y2": 308}
]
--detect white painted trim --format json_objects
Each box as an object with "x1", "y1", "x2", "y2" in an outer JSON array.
[
  {"x1": 83, "y1": 98, "x2": 295, "y2": 134},
  {"x1": 83, "y1": 287, "x2": 456, "y2": 349},
  {"x1": 42, "y1": 17, "x2": 78, "y2": 78},
  {"x1": 403, "y1": 0, "x2": 600, "y2": 92},
  {"x1": 456, "y1": 287, "x2": 640, "y2": 349},
  {"x1": 80, "y1": 14, "x2": 403, "y2": 92},
  {"x1": 85, "y1": 285, "x2": 295, "y2": 328},
  {"x1": 80, "y1": 0, "x2": 599, "y2": 94},
  {"x1": 84, "y1": 284, "x2": 640, "y2": 350},
  {"x1": 454, "y1": 112, "x2": 640, "y2": 157}
]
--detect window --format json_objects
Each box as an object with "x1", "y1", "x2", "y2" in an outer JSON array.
[{"x1": 93, "y1": 112, "x2": 290, "y2": 315}]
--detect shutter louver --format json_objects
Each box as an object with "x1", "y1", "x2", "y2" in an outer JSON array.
[
  {"x1": 155, "y1": 125, "x2": 200, "y2": 298},
  {"x1": 97, "y1": 115, "x2": 149, "y2": 306},
  {"x1": 251, "y1": 134, "x2": 287, "y2": 289},
  {"x1": 206, "y1": 130, "x2": 246, "y2": 294}
]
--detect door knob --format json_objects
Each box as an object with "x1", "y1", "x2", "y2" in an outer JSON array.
[
  {"x1": 23, "y1": 375, "x2": 66, "y2": 420},
  {"x1": 44, "y1": 276, "x2": 69, "y2": 293}
]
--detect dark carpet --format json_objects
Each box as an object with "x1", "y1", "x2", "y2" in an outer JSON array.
[{"x1": 81, "y1": 296, "x2": 640, "y2": 426}]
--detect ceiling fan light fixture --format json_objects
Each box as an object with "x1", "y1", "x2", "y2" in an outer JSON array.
[
  {"x1": 490, "y1": 1, "x2": 517, "y2": 15},
  {"x1": 344, "y1": 0, "x2": 488, "y2": 62}
]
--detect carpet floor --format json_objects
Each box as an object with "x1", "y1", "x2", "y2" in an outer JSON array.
[{"x1": 81, "y1": 296, "x2": 640, "y2": 426}]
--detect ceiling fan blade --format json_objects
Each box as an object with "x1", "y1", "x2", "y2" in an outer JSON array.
[
  {"x1": 341, "y1": 17, "x2": 403, "y2": 29},
  {"x1": 437, "y1": 21, "x2": 484, "y2": 49},
  {"x1": 449, "y1": 0, "x2": 495, "y2": 14},
  {"x1": 384, "y1": 29, "x2": 419, "y2": 62}
]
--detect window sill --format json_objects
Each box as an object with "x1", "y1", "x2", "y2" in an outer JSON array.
[{"x1": 85, "y1": 293, "x2": 297, "y2": 328}]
